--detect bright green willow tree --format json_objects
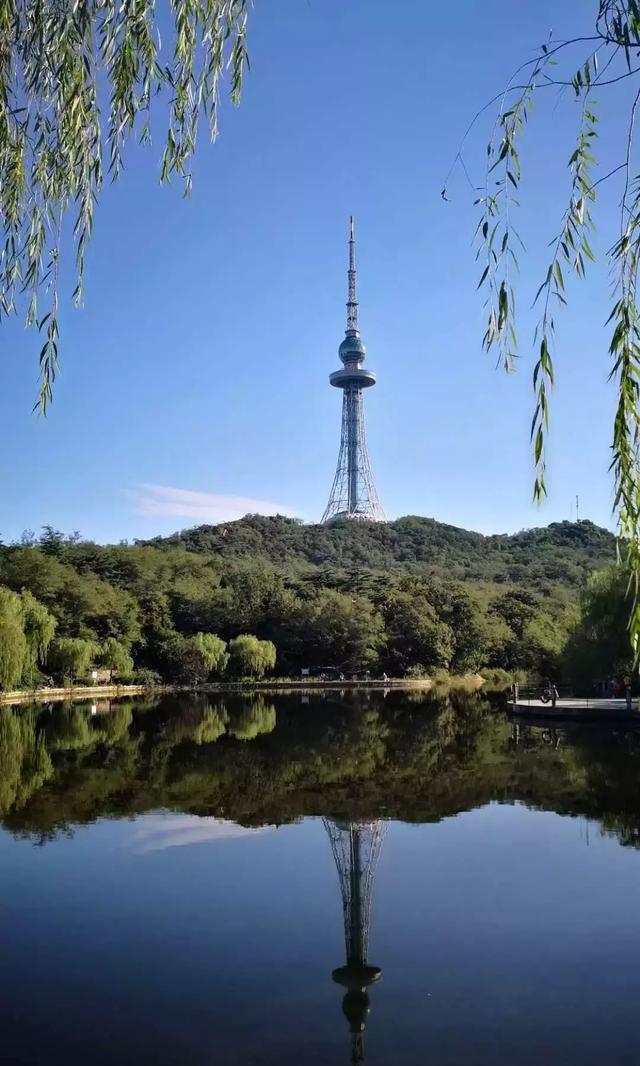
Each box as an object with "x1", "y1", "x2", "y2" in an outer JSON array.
[
  {"x1": 444, "y1": 1, "x2": 640, "y2": 657},
  {"x1": 0, "y1": 0, "x2": 249, "y2": 410}
]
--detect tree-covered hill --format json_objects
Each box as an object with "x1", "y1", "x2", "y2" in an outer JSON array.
[
  {"x1": 0, "y1": 517, "x2": 622, "y2": 688},
  {"x1": 146, "y1": 515, "x2": 616, "y2": 591}
]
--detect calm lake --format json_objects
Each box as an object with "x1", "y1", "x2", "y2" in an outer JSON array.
[{"x1": 2, "y1": 689, "x2": 640, "y2": 1065}]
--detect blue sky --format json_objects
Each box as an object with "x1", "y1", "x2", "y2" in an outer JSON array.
[{"x1": 0, "y1": 0, "x2": 633, "y2": 542}]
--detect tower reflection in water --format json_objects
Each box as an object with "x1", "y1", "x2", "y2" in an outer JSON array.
[{"x1": 323, "y1": 819, "x2": 385, "y2": 1062}]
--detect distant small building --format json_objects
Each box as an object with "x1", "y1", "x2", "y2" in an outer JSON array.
[{"x1": 90, "y1": 669, "x2": 112, "y2": 685}]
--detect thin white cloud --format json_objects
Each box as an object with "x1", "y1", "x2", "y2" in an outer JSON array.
[
  {"x1": 133, "y1": 483, "x2": 296, "y2": 522},
  {"x1": 129, "y1": 814, "x2": 274, "y2": 853}
]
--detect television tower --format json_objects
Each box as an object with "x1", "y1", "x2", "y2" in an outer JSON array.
[
  {"x1": 321, "y1": 219, "x2": 385, "y2": 524},
  {"x1": 324, "y1": 818, "x2": 385, "y2": 1062}
]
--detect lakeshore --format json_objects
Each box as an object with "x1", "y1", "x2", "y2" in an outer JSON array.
[{"x1": 0, "y1": 673, "x2": 490, "y2": 707}]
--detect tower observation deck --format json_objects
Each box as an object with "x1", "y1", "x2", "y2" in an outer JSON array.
[{"x1": 321, "y1": 219, "x2": 385, "y2": 524}]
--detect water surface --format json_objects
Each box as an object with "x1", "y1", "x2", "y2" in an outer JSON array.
[{"x1": 1, "y1": 689, "x2": 640, "y2": 1065}]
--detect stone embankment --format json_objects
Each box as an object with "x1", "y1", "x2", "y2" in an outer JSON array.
[
  {"x1": 0, "y1": 683, "x2": 152, "y2": 706},
  {"x1": 0, "y1": 674, "x2": 489, "y2": 706}
]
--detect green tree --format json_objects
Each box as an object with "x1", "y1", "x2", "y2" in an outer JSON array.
[
  {"x1": 0, "y1": 0, "x2": 249, "y2": 410},
  {"x1": 520, "y1": 615, "x2": 568, "y2": 678},
  {"x1": 0, "y1": 548, "x2": 140, "y2": 645},
  {"x1": 228, "y1": 635, "x2": 276, "y2": 679},
  {"x1": 0, "y1": 588, "x2": 27, "y2": 690},
  {"x1": 98, "y1": 638, "x2": 134, "y2": 681},
  {"x1": 477, "y1": 611, "x2": 515, "y2": 671},
  {"x1": 194, "y1": 633, "x2": 229, "y2": 677},
  {"x1": 490, "y1": 590, "x2": 571, "y2": 674},
  {"x1": 493, "y1": 591, "x2": 540, "y2": 641},
  {"x1": 0, "y1": 587, "x2": 57, "y2": 689},
  {"x1": 382, "y1": 591, "x2": 454, "y2": 675},
  {"x1": 47, "y1": 637, "x2": 97, "y2": 683},
  {"x1": 279, "y1": 590, "x2": 384, "y2": 674},
  {"x1": 20, "y1": 590, "x2": 57, "y2": 685},
  {"x1": 436, "y1": 588, "x2": 489, "y2": 674},
  {"x1": 564, "y1": 567, "x2": 633, "y2": 684},
  {"x1": 207, "y1": 560, "x2": 294, "y2": 640},
  {"x1": 160, "y1": 632, "x2": 228, "y2": 685},
  {"x1": 446, "y1": 2, "x2": 640, "y2": 653}
]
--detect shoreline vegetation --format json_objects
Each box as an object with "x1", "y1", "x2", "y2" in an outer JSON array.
[
  {"x1": 0, "y1": 517, "x2": 631, "y2": 696},
  {"x1": 0, "y1": 670, "x2": 506, "y2": 707}
]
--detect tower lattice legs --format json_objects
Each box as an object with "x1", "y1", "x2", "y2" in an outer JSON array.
[{"x1": 323, "y1": 387, "x2": 384, "y2": 523}]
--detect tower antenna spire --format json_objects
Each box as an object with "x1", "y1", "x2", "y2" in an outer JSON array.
[{"x1": 347, "y1": 215, "x2": 358, "y2": 333}]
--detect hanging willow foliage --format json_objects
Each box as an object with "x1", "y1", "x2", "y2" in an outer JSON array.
[
  {"x1": 444, "y1": 0, "x2": 640, "y2": 660},
  {"x1": 0, "y1": 0, "x2": 249, "y2": 410}
]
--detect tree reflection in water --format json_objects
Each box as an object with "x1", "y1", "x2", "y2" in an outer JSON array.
[{"x1": 1, "y1": 689, "x2": 640, "y2": 850}]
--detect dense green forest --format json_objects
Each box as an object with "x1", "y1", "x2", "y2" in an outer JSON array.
[
  {"x1": 2, "y1": 691, "x2": 640, "y2": 848},
  {"x1": 0, "y1": 516, "x2": 628, "y2": 689}
]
